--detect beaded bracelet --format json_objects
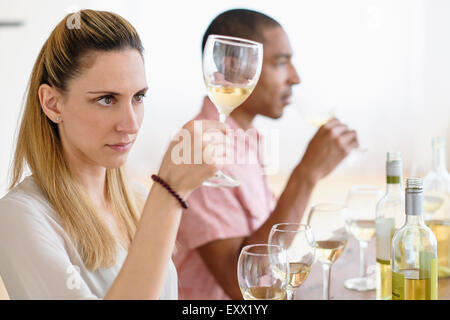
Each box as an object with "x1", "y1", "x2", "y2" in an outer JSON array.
[{"x1": 151, "y1": 174, "x2": 189, "y2": 209}]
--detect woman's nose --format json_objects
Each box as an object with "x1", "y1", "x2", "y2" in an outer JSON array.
[{"x1": 116, "y1": 102, "x2": 141, "y2": 134}]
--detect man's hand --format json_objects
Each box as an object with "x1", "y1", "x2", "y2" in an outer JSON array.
[{"x1": 296, "y1": 118, "x2": 359, "y2": 184}]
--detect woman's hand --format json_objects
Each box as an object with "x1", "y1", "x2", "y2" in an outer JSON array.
[{"x1": 157, "y1": 119, "x2": 231, "y2": 198}]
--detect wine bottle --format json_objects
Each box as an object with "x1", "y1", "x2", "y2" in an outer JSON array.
[
  {"x1": 375, "y1": 152, "x2": 405, "y2": 300},
  {"x1": 392, "y1": 177, "x2": 438, "y2": 300},
  {"x1": 423, "y1": 137, "x2": 450, "y2": 278}
]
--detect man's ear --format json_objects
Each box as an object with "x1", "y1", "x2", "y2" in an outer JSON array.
[{"x1": 38, "y1": 84, "x2": 63, "y2": 123}]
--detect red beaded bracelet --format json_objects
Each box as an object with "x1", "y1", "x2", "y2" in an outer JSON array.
[{"x1": 151, "y1": 174, "x2": 189, "y2": 209}]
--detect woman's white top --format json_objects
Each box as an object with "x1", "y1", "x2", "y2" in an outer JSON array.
[{"x1": 0, "y1": 176, "x2": 178, "y2": 300}]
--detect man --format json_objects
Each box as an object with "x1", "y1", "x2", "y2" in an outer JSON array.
[{"x1": 173, "y1": 9, "x2": 358, "y2": 300}]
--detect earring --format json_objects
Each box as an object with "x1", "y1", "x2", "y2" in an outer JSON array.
[{"x1": 55, "y1": 116, "x2": 61, "y2": 122}]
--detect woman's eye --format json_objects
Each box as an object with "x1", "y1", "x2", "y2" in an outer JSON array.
[
  {"x1": 98, "y1": 95, "x2": 114, "y2": 106},
  {"x1": 134, "y1": 94, "x2": 146, "y2": 103}
]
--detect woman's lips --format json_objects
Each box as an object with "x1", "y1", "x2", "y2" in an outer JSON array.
[{"x1": 107, "y1": 142, "x2": 132, "y2": 152}]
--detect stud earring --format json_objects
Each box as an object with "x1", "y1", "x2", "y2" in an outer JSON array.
[{"x1": 55, "y1": 116, "x2": 61, "y2": 122}]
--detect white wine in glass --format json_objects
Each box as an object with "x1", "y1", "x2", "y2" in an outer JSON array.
[
  {"x1": 268, "y1": 223, "x2": 316, "y2": 300},
  {"x1": 344, "y1": 186, "x2": 383, "y2": 292},
  {"x1": 307, "y1": 203, "x2": 348, "y2": 300},
  {"x1": 315, "y1": 240, "x2": 347, "y2": 264},
  {"x1": 237, "y1": 244, "x2": 289, "y2": 300},
  {"x1": 202, "y1": 34, "x2": 263, "y2": 187},
  {"x1": 206, "y1": 84, "x2": 255, "y2": 117}
]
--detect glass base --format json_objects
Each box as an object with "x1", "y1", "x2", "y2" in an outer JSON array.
[
  {"x1": 203, "y1": 170, "x2": 240, "y2": 188},
  {"x1": 344, "y1": 277, "x2": 375, "y2": 291}
]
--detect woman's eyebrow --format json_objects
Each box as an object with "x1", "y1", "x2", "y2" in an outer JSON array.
[
  {"x1": 86, "y1": 87, "x2": 148, "y2": 95},
  {"x1": 86, "y1": 90, "x2": 121, "y2": 95},
  {"x1": 136, "y1": 87, "x2": 149, "y2": 94}
]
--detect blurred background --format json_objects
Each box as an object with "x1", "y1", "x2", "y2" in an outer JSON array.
[{"x1": 0, "y1": 0, "x2": 449, "y2": 199}]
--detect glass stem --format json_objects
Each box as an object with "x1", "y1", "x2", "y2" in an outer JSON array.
[
  {"x1": 359, "y1": 241, "x2": 368, "y2": 278},
  {"x1": 286, "y1": 288, "x2": 295, "y2": 300},
  {"x1": 219, "y1": 113, "x2": 227, "y2": 123},
  {"x1": 322, "y1": 263, "x2": 331, "y2": 300}
]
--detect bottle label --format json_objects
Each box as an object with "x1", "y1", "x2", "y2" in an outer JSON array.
[
  {"x1": 392, "y1": 271, "x2": 404, "y2": 300},
  {"x1": 376, "y1": 218, "x2": 395, "y2": 261},
  {"x1": 387, "y1": 176, "x2": 401, "y2": 184}
]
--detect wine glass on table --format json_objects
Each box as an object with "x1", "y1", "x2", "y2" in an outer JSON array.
[
  {"x1": 237, "y1": 244, "x2": 289, "y2": 300},
  {"x1": 307, "y1": 203, "x2": 348, "y2": 300},
  {"x1": 268, "y1": 223, "x2": 316, "y2": 300},
  {"x1": 344, "y1": 185, "x2": 383, "y2": 291},
  {"x1": 202, "y1": 34, "x2": 263, "y2": 187}
]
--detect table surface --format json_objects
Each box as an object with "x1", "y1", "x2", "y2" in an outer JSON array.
[{"x1": 294, "y1": 236, "x2": 450, "y2": 300}]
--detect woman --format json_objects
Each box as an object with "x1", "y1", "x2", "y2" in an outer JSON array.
[{"x1": 0, "y1": 9, "x2": 227, "y2": 299}]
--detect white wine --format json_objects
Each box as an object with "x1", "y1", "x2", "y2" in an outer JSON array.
[
  {"x1": 392, "y1": 178, "x2": 438, "y2": 300},
  {"x1": 349, "y1": 219, "x2": 376, "y2": 242},
  {"x1": 393, "y1": 269, "x2": 434, "y2": 300},
  {"x1": 375, "y1": 152, "x2": 405, "y2": 300},
  {"x1": 315, "y1": 240, "x2": 346, "y2": 264},
  {"x1": 288, "y1": 262, "x2": 311, "y2": 288},
  {"x1": 206, "y1": 84, "x2": 254, "y2": 116},
  {"x1": 426, "y1": 219, "x2": 450, "y2": 278},
  {"x1": 376, "y1": 258, "x2": 392, "y2": 299},
  {"x1": 304, "y1": 115, "x2": 332, "y2": 128},
  {"x1": 424, "y1": 196, "x2": 444, "y2": 214},
  {"x1": 242, "y1": 286, "x2": 286, "y2": 300},
  {"x1": 272, "y1": 262, "x2": 311, "y2": 288}
]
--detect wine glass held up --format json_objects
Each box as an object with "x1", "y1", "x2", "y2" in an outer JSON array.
[
  {"x1": 202, "y1": 34, "x2": 263, "y2": 188},
  {"x1": 268, "y1": 223, "x2": 316, "y2": 300},
  {"x1": 307, "y1": 203, "x2": 349, "y2": 300}
]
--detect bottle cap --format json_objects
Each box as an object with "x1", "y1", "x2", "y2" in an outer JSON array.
[
  {"x1": 387, "y1": 152, "x2": 402, "y2": 180},
  {"x1": 405, "y1": 177, "x2": 423, "y2": 216},
  {"x1": 406, "y1": 177, "x2": 423, "y2": 191}
]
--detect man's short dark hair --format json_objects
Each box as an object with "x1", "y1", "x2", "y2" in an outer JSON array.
[{"x1": 201, "y1": 9, "x2": 281, "y2": 54}]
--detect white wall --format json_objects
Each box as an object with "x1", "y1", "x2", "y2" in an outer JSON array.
[{"x1": 0, "y1": 0, "x2": 449, "y2": 197}]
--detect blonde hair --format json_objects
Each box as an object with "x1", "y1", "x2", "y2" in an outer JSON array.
[{"x1": 10, "y1": 9, "x2": 144, "y2": 270}]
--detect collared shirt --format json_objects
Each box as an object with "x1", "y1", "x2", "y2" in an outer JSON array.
[{"x1": 174, "y1": 97, "x2": 277, "y2": 300}]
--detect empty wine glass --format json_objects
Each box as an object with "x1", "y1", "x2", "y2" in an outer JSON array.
[
  {"x1": 307, "y1": 203, "x2": 348, "y2": 300},
  {"x1": 268, "y1": 223, "x2": 316, "y2": 300},
  {"x1": 237, "y1": 244, "x2": 289, "y2": 300},
  {"x1": 202, "y1": 34, "x2": 263, "y2": 187}
]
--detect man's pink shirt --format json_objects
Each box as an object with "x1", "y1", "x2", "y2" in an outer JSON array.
[{"x1": 173, "y1": 97, "x2": 277, "y2": 299}]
